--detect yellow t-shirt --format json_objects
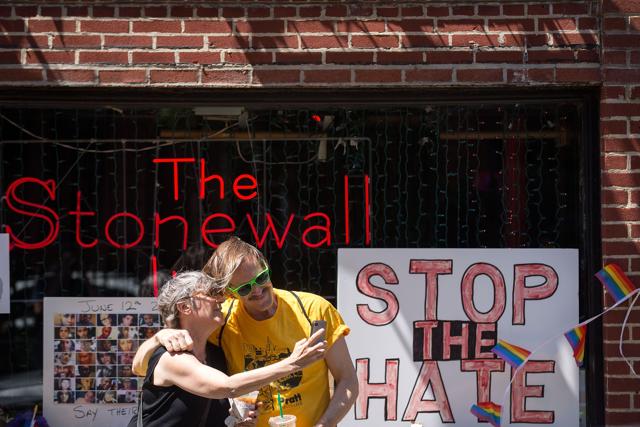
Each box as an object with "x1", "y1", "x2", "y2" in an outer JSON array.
[{"x1": 208, "y1": 288, "x2": 349, "y2": 427}]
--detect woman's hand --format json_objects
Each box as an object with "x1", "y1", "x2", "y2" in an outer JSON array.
[
  {"x1": 285, "y1": 329, "x2": 327, "y2": 370},
  {"x1": 155, "y1": 328, "x2": 194, "y2": 352}
]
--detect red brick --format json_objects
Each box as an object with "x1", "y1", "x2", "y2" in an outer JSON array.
[
  {"x1": 201, "y1": 69, "x2": 249, "y2": 84},
  {"x1": 552, "y1": 32, "x2": 598, "y2": 46},
  {"x1": 338, "y1": 21, "x2": 386, "y2": 33},
  {"x1": 352, "y1": 35, "x2": 399, "y2": 49},
  {"x1": 300, "y1": 35, "x2": 348, "y2": 49},
  {"x1": 602, "y1": 223, "x2": 629, "y2": 238},
  {"x1": 553, "y1": 3, "x2": 589, "y2": 15},
  {"x1": 451, "y1": 34, "x2": 500, "y2": 47},
  {"x1": 439, "y1": 19, "x2": 484, "y2": 32},
  {"x1": 476, "y1": 50, "x2": 523, "y2": 63},
  {"x1": 28, "y1": 19, "x2": 75, "y2": 33},
  {"x1": 601, "y1": 103, "x2": 640, "y2": 116},
  {"x1": 196, "y1": 7, "x2": 219, "y2": 18},
  {"x1": 604, "y1": 137, "x2": 640, "y2": 152},
  {"x1": 275, "y1": 52, "x2": 322, "y2": 64},
  {"x1": 169, "y1": 6, "x2": 193, "y2": 18},
  {"x1": 252, "y1": 69, "x2": 299, "y2": 84},
  {"x1": 405, "y1": 69, "x2": 452, "y2": 82},
  {"x1": 427, "y1": 50, "x2": 473, "y2": 64},
  {"x1": 0, "y1": 35, "x2": 47, "y2": 50},
  {"x1": 632, "y1": 52, "x2": 640, "y2": 64},
  {"x1": 403, "y1": 34, "x2": 448, "y2": 48},
  {"x1": 524, "y1": 34, "x2": 550, "y2": 47},
  {"x1": 451, "y1": 6, "x2": 475, "y2": 16},
  {"x1": 606, "y1": 374, "x2": 640, "y2": 392},
  {"x1": 605, "y1": 34, "x2": 640, "y2": 49},
  {"x1": 144, "y1": 7, "x2": 168, "y2": 18},
  {"x1": 303, "y1": 69, "x2": 351, "y2": 83},
  {"x1": 604, "y1": 50, "x2": 629, "y2": 65},
  {"x1": 150, "y1": 70, "x2": 198, "y2": 83},
  {"x1": 631, "y1": 120, "x2": 640, "y2": 134},
  {"x1": 184, "y1": 20, "x2": 233, "y2": 33},
  {"x1": 376, "y1": 7, "x2": 400, "y2": 18},
  {"x1": 401, "y1": 6, "x2": 424, "y2": 17},
  {"x1": 349, "y1": 5, "x2": 374, "y2": 17},
  {"x1": 132, "y1": 21, "x2": 180, "y2": 33},
  {"x1": 247, "y1": 7, "x2": 271, "y2": 18},
  {"x1": 518, "y1": 66, "x2": 556, "y2": 81},
  {"x1": 0, "y1": 68, "x2": 42, "y2": 81},
  {"x1": 236, "y1": 20, "x2": 285, "y2": 34},
  {"x1": 207, "y1": 36, "x2": 250, "y2": 49},
  {"x1": 604, "y1": 18, "x2": 626, "y2": 31},
  {"x1": 528, "y1": 50, "x2": 576, "y2": 63},
  {"x1": 224, "y1": 51, "x2": 272, "y2": 64},
  {"x1": 299, "y1": 7, "x2": 322, "y2": 18},
  {"x1": 602, "y1": 121, "x2": 629, "y2": 136},
  {"x1": 632, "y1": 87, "x2": 640, "y2": 99},
  {"x1": 355, "y1": 69, "x2": 401, "y2": 83},
  {"x1": 104, "y1": 35, "x2": 152, "y2": 48},
  {"x1": 577, "y1": 49, "x2": 599, "y2": 62},
  {"x1": 39, "y1": 7, "x2": 62, "y2": 17},
  {"x1": 579, "y1": 17, "x2": 598, "y2": 31},
  {"x1": 273, "y1": 7, "x2": 296, "y2": 18},
  {"x1": 156, "y1": 36, "x2": 204, "y2": 48},
  {"x1": 81, "y1": 20, "x2": 129, "y2": 33},
  {"x1": 0, "y1": 50, "x2": 20, "y2": 64},
  {"x1": 457, "y1": 68, "x2": 503, "y2": 82},
  {"x1": 221, "y1": 7, "x2": 244, "y2": 18},
  {"x1": 631, "y1": 17, "x2": 640, "y2": 31},
  {"x1": 603, "y1": 305, "x2": 640, "y2": 323},
  {"x1": 92, "y1": 6, "x2": 116, "y2": 18},
  {"x1": 555, "y1": 67, "x2": 600, "y2": 82},
  {"x1": 289, "y1": 21, "x2": 334, "y2": 33},
  {"x1": 132, "y1": 52, "x2": 175, "y2": 64},
  {"x1": 118, "y1": 7, "x2": 142, "y2": 18},
  {"x1": 252, "y1": 36, "x2": 298, "y2": 49},
  {"x1": 325, "y1": 5, "x2": 348, "y2": 17},
  {"x1": 539, "y1": 18, "x2": 577, "y2": 31},
  {"x1": 603, "y1": 171, "x2": 640, "y2": 186},
  {"x1": 605, "y1": 69, "x2": 640, "y2": 83},
  {"x1": 27, "y1": 50, "x2": 76, "y2": 64},
  {"x1": 488, "y1": 19, "x2": 535, "y2": 32},
  {"x1": 51, "y1": 35, "x2": 100, "y2": 48},
  {"x1": 179, "y1": 52, "x2": 220, "y2": 65},
  {"x1": 606, "y1": 412, "x2": 640, "y2": 425},
  {"x1": 325, "y1": 52, "x2": 374, "y2": 64},
  {"x1": 13, "y1": 7, "x2": 37, "y2": 17},
  {"x1": 99, "y1": 70, "x2": 146, "y2": 84},
  {"x1": 528, "y1": 4, "x2": 550, "y2": 15},
  {"x1": 602, "y1": 206, "x2": 640, "y2": 221},
  {"x1": 47, "y1": 69, "x2": 94, "y2": 82},
  {"x1": 426, "y1": 6, "x2": 449, "y2": 17},
  {"x1": 602, "y1": 86, "x2": 626, "y2": 100},
  {"x1": 503, "y1": 4, "x2": 526, "y2": 15},
  {"x1": 376, "y1": 51, "x2": 423, "y2": 64},
  {"x1": 0, "y1": 19, "x2": 26, "y2": 32},
  {"x1": 478, "y1": 6, "x2": 501, "y2": 15},
  {"x1": 65, "y1": 7, "x2": 89, "y2": 17},
  {"x1": 78, "y1": 51, "x2": 128, "y2": 64},
  {"x1": 0, "y1": 6, "x2": 9, "y2": 17}
]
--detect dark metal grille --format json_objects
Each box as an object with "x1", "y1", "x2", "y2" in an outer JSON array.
[{"x1": 0, "y1": 101, "x2": 583, "y2": 393}]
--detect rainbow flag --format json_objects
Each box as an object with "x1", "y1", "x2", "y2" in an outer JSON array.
[
  {"x1": 471, "y1": 402, "x2": 501, "y2": 427},
  {"x1": 492, "y1": 339, "x2": 531, "y2": 369},
  {"x1": 564, "y1": 325, "x2": 587, "y2": 367},
  {"x1": 596, "y1": 264, "x2": 636, "y2": 303}
]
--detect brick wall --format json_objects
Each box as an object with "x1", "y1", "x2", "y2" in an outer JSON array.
[
  {"x1": 2, "y1": 0, "x2": 639, "y2": 424},
  {"x1": 601, "y1": 0, "x2": 640, "y2": 424}
]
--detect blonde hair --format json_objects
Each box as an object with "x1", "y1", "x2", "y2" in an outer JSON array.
[
  {"x1": 203, "y1": 236, "x2": 268, "y2": 288},
  {"x1": 157, "y1": 271, "x2": 223, "y2": 328}
]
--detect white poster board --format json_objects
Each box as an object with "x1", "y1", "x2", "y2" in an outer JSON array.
[
  {"x1": 337, "y1": 248, "x2": 579, "y2": 427},
  {"x1": 0, "y1": 234, "x2": 9, "y2": 313},
  {"x1": 43, "y1": 297, "x2": 160, "y2": 427}
]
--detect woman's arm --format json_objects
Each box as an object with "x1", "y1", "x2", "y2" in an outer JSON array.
[
  {"x1": 132, "y1": 329, "x2": 194, "y2": 376},
  {"x1": 155, "y1": 330, "x2": 327, "y2": 399}
]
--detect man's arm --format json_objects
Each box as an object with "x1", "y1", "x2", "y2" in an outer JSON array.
[
  {"x1": 314, "y1": 337, "x2": 358, "y2": 427},
  {"x1": 131, "y1": 329, "x2": 194, "y2": 376}
]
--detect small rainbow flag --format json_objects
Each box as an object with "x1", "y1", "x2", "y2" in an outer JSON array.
[
  {"x1": 596, "y1": 264, "x2": 636, "y2": 303},
  {"x1": 564, "y1": 325, "x2": 587, "y2": 367},
  {"x1": 492, "y1": 339, "x2": 531, "y2": 369},
  {"x1": 471, "y1": 402, "x2": 501, "y2": 427}
]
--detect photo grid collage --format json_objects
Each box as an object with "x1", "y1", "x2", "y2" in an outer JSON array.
[{"x1": 53, "y1": 312, "x2": 160, "y2": 404}]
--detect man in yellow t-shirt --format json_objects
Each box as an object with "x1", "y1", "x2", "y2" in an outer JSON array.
[{"x1": 132, "y1": 237, "x2": 358, "y2": 427}]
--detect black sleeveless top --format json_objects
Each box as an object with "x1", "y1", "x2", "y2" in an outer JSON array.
[{"x1": 128, "y1": 343, "x2": 230, "y2": 427}]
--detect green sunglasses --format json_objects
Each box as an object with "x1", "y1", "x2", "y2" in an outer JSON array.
[{"x1": 227, "y1": 267, "x2": 271, "y2": 297}]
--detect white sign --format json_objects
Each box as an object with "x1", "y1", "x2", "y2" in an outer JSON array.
[
  {"x1": 338, "y1": 248, "x2": 579, "y2": 427},
  {"x1": 0, "y1": 234, "x2": 8, "y2": 313},
  {"x1": 43, "y1": 297, "x2": 160, "y2": 427}
]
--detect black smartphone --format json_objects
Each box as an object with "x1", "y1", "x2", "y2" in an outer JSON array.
[{"x1": 310, "y1": 319, "x2": 326, "y2": 340}]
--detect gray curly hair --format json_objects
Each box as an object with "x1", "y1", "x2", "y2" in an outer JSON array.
[{"x1": 157, "y1": 271, "x2": 223, "y2": 328}]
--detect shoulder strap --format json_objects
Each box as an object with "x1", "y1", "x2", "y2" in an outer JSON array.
[
  {"x1": 217, "y1": 298, "x2": 236, "y2": 346},
  {"x1": 287, "y1": 290, "x2": 312, "y2": 327},
  {"x1": 137, "y1": 392, "x2": 143, "y2": 427}
]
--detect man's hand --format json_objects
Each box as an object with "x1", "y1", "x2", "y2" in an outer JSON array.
[{"x1": 156, "y1": 328, "x2": 194, "y2": 353}]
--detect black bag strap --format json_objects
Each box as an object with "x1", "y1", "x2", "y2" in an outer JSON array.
[
  {"x1": 287, "y1": 290, "x2": 312, "y2": 330},
  {"x1": 217, "y1": 298, "x2": 236, "y2": 346}
]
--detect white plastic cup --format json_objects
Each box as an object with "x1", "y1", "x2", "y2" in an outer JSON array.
[
  {"x1": 230, "y1": 390, "x2": 259, "y2": 419},
  {"x1": 268, "y1": 414, "x2": 296, "y2": 427}
]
